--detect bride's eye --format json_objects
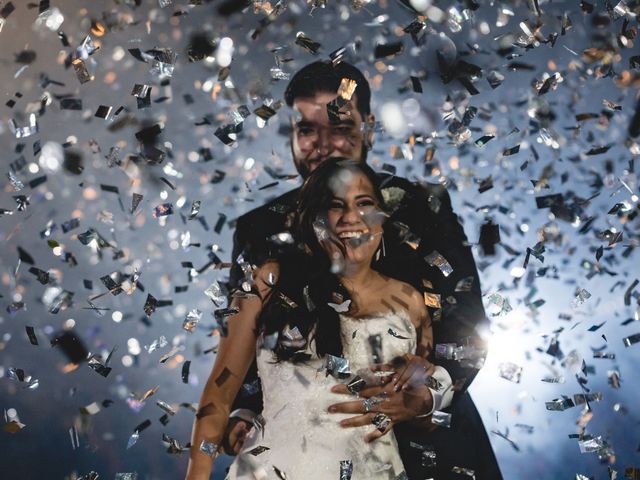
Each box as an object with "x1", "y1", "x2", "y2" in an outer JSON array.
[
  {"x1": 357, "y1": 199, "x2": 376, "y2": 208},
  {"x1": 329, "y1": 200, "x2": 344, "y2": 209}
]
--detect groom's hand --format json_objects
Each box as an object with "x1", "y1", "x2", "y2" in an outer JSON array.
[{"x1": 327, "y1": 355, "x2": 435, "y2": 443}]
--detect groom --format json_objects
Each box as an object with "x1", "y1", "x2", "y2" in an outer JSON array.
[{"x1": 228, "y1": 60, "x2": 501, "y2": 479}]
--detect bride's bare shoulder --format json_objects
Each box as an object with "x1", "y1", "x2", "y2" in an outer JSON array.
[{"x1": 378, "y1": 276, "x2": 427, "y2": 327}]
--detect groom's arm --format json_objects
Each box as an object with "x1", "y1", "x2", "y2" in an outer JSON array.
[{"x1": 413, "y1": 183, "x2": 487, "y2": 400}]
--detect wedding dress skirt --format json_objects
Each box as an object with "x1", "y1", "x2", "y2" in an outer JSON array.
[{"x1": 226, "y1": 312, "x2": 416, "y2": 480}]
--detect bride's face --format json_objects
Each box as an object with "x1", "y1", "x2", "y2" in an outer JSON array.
[{"x1": 321, "y1": 170, "x2": 384, "y2": 267}]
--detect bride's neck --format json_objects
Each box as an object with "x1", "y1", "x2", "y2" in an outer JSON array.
[{"x1": 338, "y1": 263, "x2": 377, "y2": 292}]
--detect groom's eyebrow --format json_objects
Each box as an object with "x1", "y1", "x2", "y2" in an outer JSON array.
[
  {"x1": 333, "y1": 118, "x2": 356, "y2": 126},
  {"x1": 295, "y1": 120, "x2": 315, "y2": 128}
]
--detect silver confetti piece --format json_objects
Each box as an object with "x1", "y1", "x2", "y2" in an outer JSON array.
[
  {"x1": 182, "y1": 309, "x2": 202, "y2": 332},
  {"x1": 608, "y1": 370, "x2": 621, "y2": 389},
  {"x1": 451, "y1": 466, "x2": 476, "y2": 478},
  {"x1": 574, "y1": 392, "x2": 603, "y2": 405},
  {"x1": 273, "y1": 466, "x2": 288, "y2": 480},
  {"x1": 571, "y1": 288, "x2": 592, "y2": 308},
  {"x1": 153, "y1": 203, "x2": 174, "y2": 218},
  {"x1": 431, "y1": 410, "x2": 452, "y2": 428},
  {"x1": 270, "y1": 67, "x2": 290, "y2": 80},
  {"x1": 230, "y1": 105, "x2": 251, "y2": 125},
  {"x1": 77, "y1": 472, "x2": 99, "y2": 480},
  {"x1": 346, "y1": 376, "x2": 366, "y2": 395},
  {"x1": 325, "y1": 354, "x2": 351, "y2": 378},
  {"x1": 72, "y1": 58, "x2": 94, "y2": 84},
  {"x1": 10, "y1": 113, "x2": 38, "y2": 138},
  {"x1": 114, "y1": 473, "x2": 138, "y2": 480},
  {"x1": 269, "y1": 232, "x2": 294, "y2": 245},
  {"x1": 7, "y1": 172, "x2": 24, "y2": 191},
  {"x1": 623, "y1": 332, "x2": 640, "y2": 347},
  {"x1": 368, "y1": 334, "x2": 383, "y2": 364},
  {"x1": 339, "y1": 460, "x2": 353, "y2": 480},
  {"x1": 486, "y1": 292, "x2": 513, "y2": 315},
  {"x1": 204, "y1": 281, "x2": 226, "y2": 306},
  {"x1": 35, "y1": 7, "x2": 64, "y2": 31},
  {"x1": 498, "y1": 362, "x2": 523, "y2": 383},
  {"x1": 159, "y1": 346, "x2": 182, "y2": 363},
  {"x1": 156, "y1": 400, "x2": 176, "y2": 415},
  {"x1": 455, "y1": 276, "x2": 474, "y2": 292},
  {"x1": 421, "y1": 447, "x2": 437, "y2": 467},
  {"x1": 248, "y1": 445, "x2": 270, "y2": 456},
  {"x1": 199, "y1": 440, "x2": 218, "y2": 457},
  {"x1": 303, "y1": 285, "x2": 315, "y2": 311},
  {"x1": 541, "y1": 376, "x2": 565, "y2": 384},
  {"x1": 294, "y1": 31, "x2": 321, "y2": 54},
  {"x1": 578, "y1": 435, "x2": 605, "y2": 453},
  {"x1": 69, "y1": 426, "x2": 80, "y2": 450},
  {"x1": 545, "y1": 396, "x2": 575, "y2": 411},
  {"x1": 372, "y1": 412, "x2": 391, "y2": 432},
  {"x1": 78, "y1": 35, "x2": 99, "y2": 57},
  {"x1": 424, "y1": 251, "x2": 453, "y2": 277},
  {"x1": 126, "y1": 431, "x2": 139, "y2": 449},
  {"x1": 260, "y1": 332, "x2": 278, "y2": 350},
  {"x1": 188, "y1": 200, "x2": 201, "y2": 220},
  {"x1": 280, "y1": 326, "x2": 306, "y2": 348}
]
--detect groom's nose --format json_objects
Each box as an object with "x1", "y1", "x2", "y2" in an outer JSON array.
[{"x1": 315, "y1": 129, "x2": 332, "y2": 157}]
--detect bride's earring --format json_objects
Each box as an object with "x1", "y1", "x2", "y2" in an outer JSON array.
[{"x1": 375, "y1": 234, "x2": 386, "y2": 262}]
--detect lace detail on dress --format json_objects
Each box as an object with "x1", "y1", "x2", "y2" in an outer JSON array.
[{"x1": 227, "y1": 311, "x2": 416, "y2": 480}]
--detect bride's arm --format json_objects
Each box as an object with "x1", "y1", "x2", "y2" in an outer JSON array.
[
  {"x1": 186, "y1": 263, "x2": 277, "y2": 480},
  {"x1": 392, "y1": 290, "x2": 454, "y2": 425}
]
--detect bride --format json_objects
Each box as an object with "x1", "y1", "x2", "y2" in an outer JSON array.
[{"x1": 186, "y1": 158, "x2": 433, "y2": 480}]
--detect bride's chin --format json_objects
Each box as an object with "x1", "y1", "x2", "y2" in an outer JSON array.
[{"x1": 343, "y1": 247, "x2": 374, "y2": 265}]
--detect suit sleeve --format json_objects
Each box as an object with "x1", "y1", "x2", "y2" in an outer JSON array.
[{"x1": 416, "y1": 185, "x2": 488, "y2": 399}]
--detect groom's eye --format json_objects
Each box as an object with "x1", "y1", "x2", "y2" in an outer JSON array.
[
  {"x1": 297, "y1": 126, "x2": 315, "y2": 136},
  {"x1": 332, "y1": 126, "x2": 353, "y2": 136}
]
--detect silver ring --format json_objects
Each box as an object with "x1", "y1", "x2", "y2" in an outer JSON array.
[{"x1": 372, "y1": 412, "x2": 391, "y2": 432}]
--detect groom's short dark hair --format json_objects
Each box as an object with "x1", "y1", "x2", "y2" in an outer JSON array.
[{"x1": 284, "y1": 60, "x2": 372, "y2": 116}]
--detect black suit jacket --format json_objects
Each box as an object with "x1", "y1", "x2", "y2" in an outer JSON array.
[{"x1": 228, "y1": 174, "x2": 487, "y2": 410}]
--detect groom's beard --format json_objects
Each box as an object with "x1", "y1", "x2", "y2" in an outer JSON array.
[{"x1": 296, "y1": 145, "x2": 369, "y2": 180}]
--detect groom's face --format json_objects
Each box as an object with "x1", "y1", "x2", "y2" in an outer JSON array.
[{"x1": 290, "y1": 91, "x2": 373, "y2": 179}]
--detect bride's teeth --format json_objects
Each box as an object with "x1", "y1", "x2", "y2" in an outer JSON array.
[{"x1": 338, "y1": 230, "x2": 368, "y2": 239}]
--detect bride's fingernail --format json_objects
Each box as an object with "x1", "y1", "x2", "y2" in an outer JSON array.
[{"x1": 328, "y1": 406, "x2": 336, "y2": 413}]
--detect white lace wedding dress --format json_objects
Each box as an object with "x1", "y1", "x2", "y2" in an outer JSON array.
[{"x1": 226, "y1": 311, "x2": 416, "y2": 480}]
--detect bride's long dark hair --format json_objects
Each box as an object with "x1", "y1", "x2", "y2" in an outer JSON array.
[{"x1": 256, "y1": 158, "x2": 387, "y2": 361}]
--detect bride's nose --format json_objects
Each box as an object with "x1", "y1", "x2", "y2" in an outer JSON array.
[{"x1": 338, "y1": 204, "x2": 361, "y2": 224}]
